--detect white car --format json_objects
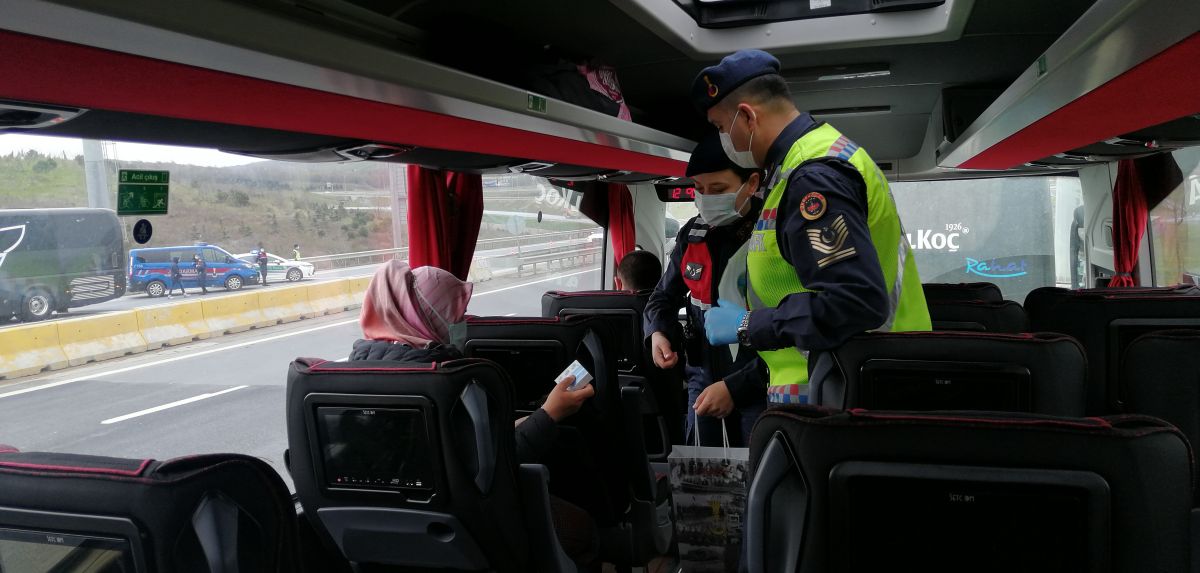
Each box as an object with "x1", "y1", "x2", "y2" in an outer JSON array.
[{"x1": 236, "y1": 251, "x2": 316, "y2": 282}]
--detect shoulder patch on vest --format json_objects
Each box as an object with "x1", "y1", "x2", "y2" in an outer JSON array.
[
  {"x1": 800, "y1": 191, "x2": 827, "y2": 221},
  {"x1": 807, "y1": 214, "x2": 857, "y2": 268},
  {"x1": 684, "y1": 262, "x2": 704, "y2": 280}
]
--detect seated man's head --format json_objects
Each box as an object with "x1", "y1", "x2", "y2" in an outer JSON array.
[
  {"x1": 617, "y1": 249, "x2": 662, "y2": 291},
  {"x1": 360, "y1": 260, "x2": 473, "y2": 348}
]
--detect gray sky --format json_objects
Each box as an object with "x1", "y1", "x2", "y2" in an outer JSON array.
[{"x1": 0, "y1": 133, "x2": 264, "y2": 167}]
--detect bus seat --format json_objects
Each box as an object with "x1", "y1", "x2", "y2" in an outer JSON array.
[
  {"x1": 1025, "y1": 288, "x2": 1200, "y2": 414},
  {"x1": 285, "y1": 357, "x2": 576, "y2": 573},
  {"x1": 746, "y1": 407, "x2": 1194, "y2": 573},
  {"x1": 541, "y1": 289, "x2": 687, "y2": 456},
  {"x1": 0, "y1": 449, "x2": 299, "y2": 572},
  {"x1": 928, "y1": 299, "x2": 1029, "y2": 333},
  {"x1": 807, "y1": 331, "x2": 1086, "y2": 416},
  {"x1": 1123, "y1": 330, "x2": 1200, "y2": 451},
  {"x1": 464, "y1": 315, "x2": 673, "y2": 567},
  {"x1": 922, "y1": 282, "x2": 1003, "y2": 303}
]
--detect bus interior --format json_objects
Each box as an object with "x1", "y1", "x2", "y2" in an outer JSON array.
[{"x1": 0, "y1": 0, "x2": 1198, "y2": 571}]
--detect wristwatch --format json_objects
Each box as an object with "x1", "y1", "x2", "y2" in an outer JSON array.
[{"x1": 736, "y1": 311, "x2": 753, "y2": 347}]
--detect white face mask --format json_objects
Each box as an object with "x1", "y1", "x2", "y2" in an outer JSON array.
[
  {"x1": 696, "y1": 183, "x2": 749, "y2": 227},
  {"x1": 719, "y1": 107, "x2": 758, "y2": 169}
]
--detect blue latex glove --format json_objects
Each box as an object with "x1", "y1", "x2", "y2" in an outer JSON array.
[{"x1": 705, "y1": 299, "x2": 747, "y2": 346}]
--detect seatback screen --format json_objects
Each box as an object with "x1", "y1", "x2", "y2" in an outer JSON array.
[
  {"x1": 467, "y1": 343, "x2": 563, "y2": 410},
  {"x1": 859, "y1": 360, "x2": 1031, "y2": 412},
  {"x1": 317, "y1": 407, "x2": 435, "y2": 496},
  {"x1": 831, "y1": 464, "x2": 1108, "y2": 573},
  {"x1": 0, "y1": 527, "x2": 134, "y2": 572}
]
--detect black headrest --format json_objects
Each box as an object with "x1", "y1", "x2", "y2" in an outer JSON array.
[
  {"x1": 747, "y1": 407, "x2": 1194, "y2": 573},
  {"x1": 286, "y1": 357, "x2": 533, "y2": 570},
  {"x1": 0, "y1": 450, "x2": 298, "y2": 572},
  {"x1": 928, "y1": 299, "x2": 1028, "y2": 333},
  {"x1": 1024, "y1": 288, "x2": 1200, "y2": 413},
  {"x1": 542, "y1": 290, "x2": 650, "y2": 372},
  {"x1": 1123, "y1": 329, "x2": 1200, "y2": 455},
  {"x1": 809, "y1": 331, "x2": 1086, "y2": 416},
  {"x1": 922, "y1": 282, "x2": 1003, "y2": 303}
]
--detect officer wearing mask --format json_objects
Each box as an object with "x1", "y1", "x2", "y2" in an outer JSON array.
[
  {"x1": 695, "y1": 49, "x2": 931, "y2": 405},
  {"x1": 644, "y1": 131, "x2": 767, "y2": 447}
]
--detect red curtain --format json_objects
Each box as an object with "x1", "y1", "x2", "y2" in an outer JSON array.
[
  {"x1": 607, "y1": 183, "x2": 636, "y2": 289},
  {"x1": 1109, "y1": 159, "x2": 1148, "y2": 287},
  {"x1": 406, "y1": 165, "x2": 484, "y2": 281}
]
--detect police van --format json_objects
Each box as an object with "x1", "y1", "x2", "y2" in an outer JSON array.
[{"x1": 128, "y1": 243, "x2": 260, "y2": 297}]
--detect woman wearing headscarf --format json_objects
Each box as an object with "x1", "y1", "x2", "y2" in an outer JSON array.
[{"x1": 350, "y1": 261, "x2": 599, "y2": 569}]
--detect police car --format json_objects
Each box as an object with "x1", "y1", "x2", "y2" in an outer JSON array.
[
  {"x1": 128, "y1": 243, "x2": 260, "y2": 297},
  {"x1": 235, "y1": 251, "x2": 316, "y2": 282}
]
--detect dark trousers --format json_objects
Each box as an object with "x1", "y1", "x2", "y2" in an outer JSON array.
[
  {"x1": 168, "y1": 275, "x2": 186, "y2": 295},
  {"x1": 259, "y1": 264, "x2": 268, "y2": 285},
  {"x1": 196, "y1": 271, "x2": 208, "y2": 293},
  {"x1": 549, "y1": 495, "x2": 600, "y2": 572}
]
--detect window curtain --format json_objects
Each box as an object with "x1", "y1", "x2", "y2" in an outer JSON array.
[
  {"x1": 1109, "y1": 159, "x2": 1148, "y2": 287},
  {"x1": 406, "y1": 165, "x2": 484, "y2": 281},
  {"x1": 607, "y1": 183, "x2": 636, "y2": 289}
]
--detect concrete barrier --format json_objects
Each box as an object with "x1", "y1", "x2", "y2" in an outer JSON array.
[
  {"x1": 0, "y1": 322, "x2": 69, "y2": 379},
  {"x1": 347, "y1": 276, "x2": 371, "y2": 309},
  {"x1": 137, "y1": 301, "x2": 211, "y2": 349},
  {"x1": 258, "y1": 283, "x2": 317, "y2": 324},
  {"x1": 307, "y1": 280, "x2": 355, "y2": 315},
  {"x1": 57, "y1": 311, "x2": 147, "y2": 366},
  {"x1": 202, "y1": 291, "x2": 274, "y2": 335}
]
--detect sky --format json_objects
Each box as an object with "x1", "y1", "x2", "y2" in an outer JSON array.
[{"x1": 0, "y1": 133, "x2": 264, "y2": 167}]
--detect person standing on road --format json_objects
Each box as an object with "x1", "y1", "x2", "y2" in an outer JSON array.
[
  {"x1": 167, "y1": 256, "x2": 188, "y2": 298},
  {"x1": 194, "y1": 254, "x2": 209, "y2": 295},
  {"x1": 256, "y1": 243, "x2": 270, "y2": 286},
  {"x1": 292, "y1": 244, "x2": 301, "y2": 261}
]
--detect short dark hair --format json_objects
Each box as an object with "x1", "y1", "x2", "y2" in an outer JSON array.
[
  {"x1": 617, "y1": 250, "x2": 662, "y2": 291},
  {"x1": 722, "y1": 74, "x2": 792, "y2": 111}
]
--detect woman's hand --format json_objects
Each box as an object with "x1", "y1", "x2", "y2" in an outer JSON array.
[
  {"x1": 651, "y1": 332, "x2": 679, "y2": 369},
  {"x1": 541, "y1": 376, "x2": 596, "y2": 422},
  {"x1": 694, "y1": 381, "x2": 734, "y2": 418}
]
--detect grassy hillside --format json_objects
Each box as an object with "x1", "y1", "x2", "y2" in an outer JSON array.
[{"x1": 0, "y1": 150, "x2": 597, "y2": 257}]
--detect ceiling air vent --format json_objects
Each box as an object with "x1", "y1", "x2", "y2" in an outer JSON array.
[{"x1": 0, "y1": 101, "x2": 86, "y2": 131}]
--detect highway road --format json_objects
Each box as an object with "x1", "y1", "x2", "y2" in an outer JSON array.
[{"x1": 0, "y1": 265, "x2": 601, "y2": 489}]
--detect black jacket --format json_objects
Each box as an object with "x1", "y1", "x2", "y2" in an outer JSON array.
[
  {"x1": 349, "y1": 339, "x2": 557, "y2": 464},
  {"x1": 643, "y1": 214, "x2": 766, "y2": 406}
]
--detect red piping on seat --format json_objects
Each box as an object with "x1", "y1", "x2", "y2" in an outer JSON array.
[
  {"x1": 0, "y1": 31, "x2": 687, "y2": 176},
  {"x1": 0, "y1": 458, "x2": 153, "y2": 477}
]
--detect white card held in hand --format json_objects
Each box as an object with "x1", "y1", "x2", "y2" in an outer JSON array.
[{"x1": 555, "y1": 360, "x2": 593, "y2": 391}]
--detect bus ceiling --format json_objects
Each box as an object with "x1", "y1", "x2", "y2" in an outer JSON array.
[{"x1": 1, "y1": 0, "x2": 1196, "y2": 181}]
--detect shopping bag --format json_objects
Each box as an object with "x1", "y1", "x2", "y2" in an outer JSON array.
[{"x1": 669, "y1": 423, "x2": 750, "y2": 573}]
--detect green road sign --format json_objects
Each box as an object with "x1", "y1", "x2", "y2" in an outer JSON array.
[{"x1": 118, "y1": 170, "x2": 170, "y2": 216}]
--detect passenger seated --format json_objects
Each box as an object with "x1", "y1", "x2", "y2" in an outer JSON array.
[
  {"x1": 350, "y1": 260, "x2": 601, "y2": 570},
  {"x1": 616, "y1": 249, "x2": 663, "y2": 291}
]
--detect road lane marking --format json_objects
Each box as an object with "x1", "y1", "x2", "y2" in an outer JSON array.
[
  {"x1": 0, "y1": 318, "x2": 360, "y2": 400},
  {"x1": 1, "y1": 267, "x2": 598, "y2": 400},
  {"x1": 472, "y1": 268, "x2": 599, "y2": 297},
  {"x1": 504, "y1": 313, "x2": 517, "y2": 316},
  {"x1": 101, "y1": 385, "x2": 248, "y2": 424}
]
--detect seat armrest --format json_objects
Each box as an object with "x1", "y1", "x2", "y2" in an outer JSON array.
[{"x1": 518, "y1": 464, "x2": 577, "y2": 573}]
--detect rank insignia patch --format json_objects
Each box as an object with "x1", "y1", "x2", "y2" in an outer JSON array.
[
  {"x1": 684, "y1": 262, "x2": 705, "y2": 280},
  {"x1": 807, "y1": 214, "x2": 857, "y2": 268}
]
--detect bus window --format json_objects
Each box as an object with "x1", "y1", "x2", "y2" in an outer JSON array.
[
  {"x1": 1150, "y1": 148, "x2": 1200, "y2": 286},
  {"x1": 473, "y1": 174, "x2": 602, "y2": 298},
  {"x1": 892, "y1": 176, "x2": 1084, "y2": 302}
]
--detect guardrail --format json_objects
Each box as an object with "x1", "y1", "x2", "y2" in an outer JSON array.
[
  {"x1": 516, "y1": 245, "x2": 603, "y2": 277},
  {"x1": 300, "y1": 228, "x2": 600, "y2": 271},
  {"x1": 0, "y1": 278, "x2": 373, "y2": 381}
]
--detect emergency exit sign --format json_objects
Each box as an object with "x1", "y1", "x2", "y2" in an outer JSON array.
[{"x1": 117, "y1": 169, "x2": 170, "y2": 216}]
